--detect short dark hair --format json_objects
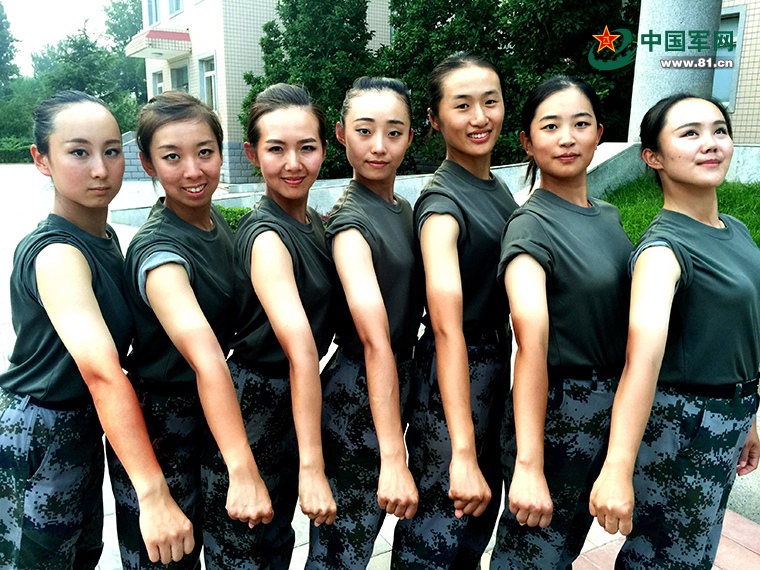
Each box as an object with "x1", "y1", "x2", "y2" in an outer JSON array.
[
  {"x1": 33, "y1": 91, "x2": 111, "y2": 155},
  {"x1": 427, "y1": 52, "x2": 504, "y2": 120},
  {"x1": 640, "y1": 94, "x2": 732, "y2": 186},
  {"x1": 246, "y1": 83, "x2": 326, "y2": 147},
  {"x1": 521, "y1": 75, "x2": 603, "y2": 190},
  {"x1": 340, "y1": 76, "x2": 412, "y2": 126},
  {"x1": 137, "y1": 91, "x2": 223, "y2": 163}
]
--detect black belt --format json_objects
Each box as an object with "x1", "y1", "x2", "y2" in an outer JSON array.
[
  {"x1": 29, "y1": 395, "x2": 91, "y2": 411},
  {"x1": 229, "y1": 353, "x2": 290, "y2": 378},
  {"x1": 659, "y1": 378, "x2": 759, "y2": 400},
  {"x1": 547, "y1": 365, "x2": 622, "y2": 383},
  {"x1": 134, "y1": 376, "x2": 198, "y2": 397}
]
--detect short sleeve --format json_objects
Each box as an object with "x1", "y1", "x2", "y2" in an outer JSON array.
[
  {"x1": 414, "y1": 192, "x2": 466, "y2": 244},
  {"x1": 498, "y1": 212, "x2": 554, "y2": 281},
  {"x1": 630, "y1": 237, "x2": 692, "y2": 290},
  {"x1": 325, "y1": 207, "x2": 376, "y2": 253},
  {"x1": 137, "y1": 251, "x2": 190, "y2": 306},
  {"x1": 237, "y1": 219, "x2": 296, "y2": 279}
]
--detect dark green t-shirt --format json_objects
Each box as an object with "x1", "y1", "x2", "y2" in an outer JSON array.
[
  {"x1": 414, "y1": 159, "x2": 518, "y2": 332},
  {"x1": 124, "y1": 199, "x2": 235, "y2": 384},
  {"x1": 230, "y1": 195, "x2": 336, "y2": 369},
  {"x1": 633, "y1": 209, "x2": 760, "y2": 386},
  {"x1": 0, "y1": 214, "x2": 133, "y2": 402},
  {"x1": 326, "y1": 180, "x2": 423, "y2": 359},
  {"x1": 499, "y1": 189, "x2": 632, "y2": 369}
]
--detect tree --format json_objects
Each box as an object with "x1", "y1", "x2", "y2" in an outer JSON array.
[
  {"x1": 104, "y1": 0, "x2": 147, "y2": 103},
  {"x1": 374, "y1": 0, "x2": 641, "y2": 172},
  {"x1": 0, "y1": 1, "x2": 19, "y2": 98},
  {"x1": 241, "y1": 0, "x2": 374, "y2": 178}
]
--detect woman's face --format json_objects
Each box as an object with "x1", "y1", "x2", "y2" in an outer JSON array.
[
  {"x1": 33, "y1": 102, "x2": 124, "y2": 211},
  {"x1": 522, "y1": 87, "x2": 602, "y2": 188},
  {"x1": 647, "y1": 98, "x2": 733, "y2": 191},
  {"x1": 141, "y1": 119, "x2": 222, "y2": 212},
  {"x1": 245, "y1": 107, "x2": 326, "y2": 205},
  {"x1": 431, "y1": 65, "x2": 504, "y2": 169},
  {"x1": 337, "y1": 90, "x2": 413, "y2": 189}
]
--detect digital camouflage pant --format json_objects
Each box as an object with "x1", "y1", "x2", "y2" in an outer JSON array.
[
  {"x1": 490, "y1": 374, "x2": 618, "y2": 570},
  {"x1": 202, "y1": 360, "x2": 298, "y2": 570},
  {"x1": 616, "y1": 385, "x2": 759, "y2": 570},
  {"x1": 106, "y1": 384, "x2": 204, "y2": 570},
  {"x1": 0, "y1": 387, "x2": 104, "y2": 570},
  {"x1": 306, "y1": 350, "x2": 413, "y2": 569},
  {"x1": 392, "y1": 332, "x2": 509, "y2": 570}
]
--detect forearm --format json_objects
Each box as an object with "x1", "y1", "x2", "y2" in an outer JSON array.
[
  {"x1": 364, "y1": 341, "x2": 407, "y2": 463},
  {"x1": 433, "y1": 328, "x2": 476, "y2": 459},
  {"x1": 289, "y1": 351, "x2": 326, "y2": 472},
  {"x1": 512, "y1": 346, "x2": 549, "y2": 470}
]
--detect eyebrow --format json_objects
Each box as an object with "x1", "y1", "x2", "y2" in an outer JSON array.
[
  {"x1": 674, "y1": 120, "x2": 727, "y2": 130},
  {"x1": 538, "y1": 111, "x2": 593, "y2": 121},
  {"x1": 156, "y1": 139, "x2": 216, "y2": 150},
  {"x1": 452, "y1": 89, "x2": 500, "y2": 100},
  {"x1": 352, "y1": 117, "x2": 407, "y2": 125},
  {"x1": 65, "y1": 138, "x2": 122, "y2": 145},
  {"x1": 265, "y1": 137, "x2": 318, "y2": 144}
]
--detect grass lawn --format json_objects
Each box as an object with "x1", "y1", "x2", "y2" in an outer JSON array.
[{"x1": 605, "y1": 175, "x2": 760, "y2": 246}]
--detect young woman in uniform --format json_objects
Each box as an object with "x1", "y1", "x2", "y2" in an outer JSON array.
[
  {"x1": 306, "y1": 77, "x2": 421, "y2": 569},
  {"x1": 202, "y1": 83, "x2": 337, "y2": 570},
  {"x1": 392, "y1": 53, "x2": 518, "y2": 569},
  {"x1": 589, "y1": 94, "x2": 760, "y2": 569},
  {"x1": 108, "y1": 91, "x2": 272, "y2": 570},
  {"x1": 0, "y1": 91, "x2": 192, "y2": 568},
  {"x1": 490, "y1": 76, "x2": 632, "y2": 569}
]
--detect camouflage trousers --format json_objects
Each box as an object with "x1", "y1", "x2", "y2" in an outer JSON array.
[
  {"x1": 490, "y1": 373, "x2": 618, "y2": 570},
  {"x1": 306, "y1": 350, "x2": 413, "y2": 569},
  {"x1": 0, "y1": 387, "x2": 104, "y2": 570},
  {"x1": 392, "y1": 331, "x2": 509, "y2": 570},
  {"x1": 616, "y1": 385, "x2": 759, "y2": 570},
  {"x1": 202, "y1": 360, "x2": 298, "y2": 570},
  {"x1": 106, "y1": 383, "x2": 204, "y2": 570}
]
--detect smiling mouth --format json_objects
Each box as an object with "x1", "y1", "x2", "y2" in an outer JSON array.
[
  {"x1": 282, "y1": 177, "x2": 305, "y2": 185},
  {"x1": 184, "y1": 184, "x2": 206, "y2": 194},
  {"x1": 699, "y1": 159, "x2": 721, "y2": 167},
  {"x1": 469, "y1": 132, "x2": 490, "y2": 140}
]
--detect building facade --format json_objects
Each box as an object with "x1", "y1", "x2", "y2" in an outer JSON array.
[{"x1": 126, "y1": 0, "x2": 391, "y2": 183}]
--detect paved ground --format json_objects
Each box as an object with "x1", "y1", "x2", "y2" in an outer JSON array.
[{"x1": 1, "y1": 164, "x2": 758, "y2": 569}]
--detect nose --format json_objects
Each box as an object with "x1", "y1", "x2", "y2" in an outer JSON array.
[
  {"x1": 284, "y1": 149, "x2": 301, "y2": 171},
  {"x1": 184, "y1": 156, "x2": 203, "y2": 178},
  {"x1": 558, "y1": 124, "x2": 575, "y2": 147},
  {"x1": 371, "y1": 132, "x2": 386, "y2": 155},
  {"x1": 91, "y1": 154, "x2": 108, "y2": 179},
  {"x1": 702, "y1": 133, "x2": 718, "y2": 152},
  {"x1": 471, "y1": 104, "x2": 488, "y2": 127}
]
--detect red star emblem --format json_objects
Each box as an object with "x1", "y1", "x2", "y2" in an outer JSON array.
[{"x1": 593, "y1": 25, "x2": 621, "y2": 52}]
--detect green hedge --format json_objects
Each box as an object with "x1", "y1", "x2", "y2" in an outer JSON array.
[{"x1": 215, "y1": 205, "x2": 250, "y2": 234}]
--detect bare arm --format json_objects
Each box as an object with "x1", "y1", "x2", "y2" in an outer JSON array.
[
  {"x1": 250, "y1": 231, "x2": 336, "y2": 526},
  {"x1": 145, "y1": 263, "x2": 273, "y2": 527},
  {"x1": 35, "y1": 244, "x2": 193, "y2": 565},
  {"x1": 503, "y1": 253, "x2": 553, "y2": 528},
  {"x1": 737, "y1": 416, "x2": 759, "y2": 476},
  {"x1": 333, "y1": 229, "x2": 418, "y2": 519},
  {"x1": 589, "y1": 246, "x2": 680, "y2": 535},
  {"x1": 420, "y1": 213, "x2": 490, "y2": 518}
]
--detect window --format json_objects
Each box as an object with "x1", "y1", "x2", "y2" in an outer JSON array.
[
  {"x1": 171, "y1": 66, "x2": 189, "y2": 92},
  {"x1": 712, "y1": 6, "x2": 745, "y2": 113},
  {"x1": 169, "y1": 0, "x2": 183, "y2": 16},
  {"x1": 199, "y1": 57, "x2": 217, "y2": 110},
  {"x1": 148, "y1": 0, "x2": 159, "y2": 25},
  {"x1": 152, "y1": 71, "x2": 164, "y2": 96}
]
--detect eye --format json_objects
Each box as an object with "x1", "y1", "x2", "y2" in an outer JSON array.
[
  {"x1": 71, "y1": 148, "x2": 87, "y2": 157},
  {"x1": 266, "y1": 145, "x2": 283, "y2": 153},
  {"x1": 199, "y1": 148, "x2": 214, "y2": 157},
  {"x1": 715, "y1": 127, "x2": 729, "y2": 136},
  {"x1": 356, "y1": 128, "x2": 371, "y2": 136},
  {"x1": 682, "y1": 129, "x2": 698, "y2": 137},
  {"x1": 105, "y1": 148, "x2": 121, "y2": 157},
  {"x1": 389, "y1": 130, "x2": 402, "y2": 138},
  {"x1": 485, "y1": 99, "x2": 499, "y2": 106},
  {"x1": 456, "y1": 103, "x2": 469, "y2": 110},
  {"x1": 163, "y1": 153, "x2": 180, "y2": 161},
  {"x1": 541, "y1": 123, "x2": 557, "y2": 131},
  {"x1": 302, "y1": 144, "x2": 317, "y2": 152}
]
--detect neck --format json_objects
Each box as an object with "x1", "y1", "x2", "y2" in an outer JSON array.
[
  {"x1": 355, "y1": 172, "x2": 396, "y2": 203},
  {"x1": 540, "y1": 172, "x2": 590, "y2": 207},
  {"x1": 164, "y1": 198, "x2": 214, "y2": 231},
  {"x1": 265, "y1": 189, "x2": 310, "y2": 224},
  {"x1": 662, "y1": 182, "x2": 721, "y2": 227},
  {"x1": 52, "y1": 197, "x2": 109, "y2": 238},
  {"x1": 446, "y1": 150, "x2": 492, "y2": 180}
]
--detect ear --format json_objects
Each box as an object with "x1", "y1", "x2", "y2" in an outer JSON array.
[
  {"x1": 243, "y1": 141, "x2": 260, "y2": 167},
  {"x1": 31, "y1": 145, "x2": 51, "y2": 177},
  {"x1": 641, "y1": 148, "x2": 664, "y2": 171},
  {"x1": 519, "y1": 131, "x2": 533, "y2": 156},
  {"x1": 335, "y1": 121, "x2": 346, "y2": 146},
  {"x1": 139, "y1": 152, "x2": 157, "y2": 177},
  {"x1": 407, "y1": 128, "x2": 415, "y2": 148},
  {"x1": 596, "y1": 123, "x2": 604, "y2": 146},
  {"x1": 428, "y1": 108, "x2": 440, "y2": 132},
  {"x1": 321, "y1": 140, "x2": 328, "y2": 160}
]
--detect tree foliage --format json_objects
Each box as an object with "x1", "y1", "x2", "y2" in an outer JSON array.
[
  {"x1": 241, "y1": 0, "x2": 374, "y2": 178},
  {"x1": 105, "y1": 0, "x2": 147, "y2": 103},
  {"x1": 0, "y1": 1, "x2": 18, "y2": 98}
]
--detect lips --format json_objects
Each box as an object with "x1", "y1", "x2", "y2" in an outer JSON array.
[
  {"x1": 468, "y1": 131, "x2": 490, "y2": 141},
  {"x1": 367, "y1": 161, "x2": 388, "y2": 168},
  {"x1": 556, "y1": 153, "x2": 580, "y2": 163},
  {"x1": 282, "y1": 176, "x2": 305, "y2": 186},
  {"x1": 698, "y1": 159, "x2": 721, "y2": 167},
  {"x1": 184, "y1": 184, "x2": 206, "y2": 194}
]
